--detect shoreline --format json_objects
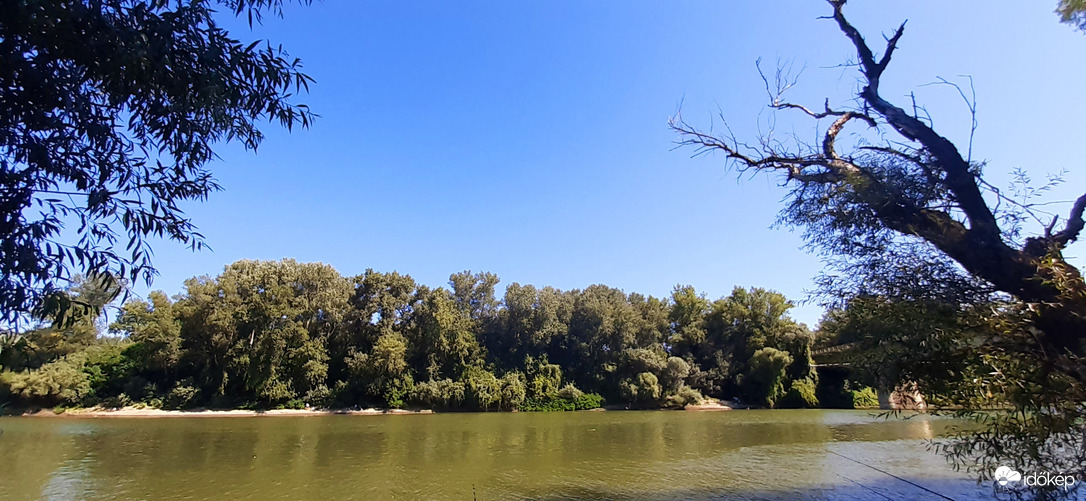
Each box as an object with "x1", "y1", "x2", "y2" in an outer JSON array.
[
  {"x1": 16, "y1": 406, "x2": 435, "y2": 418},
  {"x1": 7, "y1": 399, "x2": 756, "y2": 418}
]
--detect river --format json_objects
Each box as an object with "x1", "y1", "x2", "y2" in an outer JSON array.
[{"x1": 0, "y1": 409, "x2": 997, "y2": 500}]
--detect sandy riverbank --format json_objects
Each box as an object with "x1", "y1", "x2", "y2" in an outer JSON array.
[
  {"x1": 12, "y1": 400, "x2": 751, "y2": 417},
  {"x1": 683, "y1": 398, "x2": 754, "y2": 411},
  {"x1": 19, "y1": 406, "x2": 434, "y2": 418}
]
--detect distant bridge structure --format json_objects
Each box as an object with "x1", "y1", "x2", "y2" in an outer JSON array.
[
  {"x1": 811, "y1": 342, "x2": 857, "y2": 368},
  {"x1": 809, "y1": 342, "x2": 926, "y2": 410}
]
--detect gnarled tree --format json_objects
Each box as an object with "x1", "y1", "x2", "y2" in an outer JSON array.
[{"x1": 672, "y1": 0, "x2": 1085, "y2": 492}]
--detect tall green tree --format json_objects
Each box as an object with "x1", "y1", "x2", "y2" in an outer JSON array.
[
  {"x1": 0, "y1": 0, "x2": 315, "y2": 329},
  {"x1": 348, "y1": 331, "x2": 412, "y2": 408},
  {"x1": 746, "y1": 347, "x2": 793, "y2": 408},
  {"x1": 111, "y1": 291, "x2": 182, "y2": 374},
  {"x1": 559, "y1": 285, "x2": 642, "y2": 395},
  {"x1": 331, "y1": 270, "x2": 418, "y2": 393},
  {"x1": 408, "y1": 286, "x2": 485, "y2": 381},
  {"x1": 449, "y1": 271, "x2": 500, "y2": 325},
  {"x1": 486, "y1": 282, "x2": 541, "y2": 369},
  {"x1": 668, "y1": 285, "x2": 709, "y2": 358},
  {"x1": 174, "y1": 259, "x2": 349, "y2": 403},
  {"x1": 486, "y1": 283, "x2": 573, "y2": 370}
]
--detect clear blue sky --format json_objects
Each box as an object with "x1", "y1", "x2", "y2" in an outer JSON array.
[{"x1": 136, "y1": 0, "x2": 1086, "y2": 327}]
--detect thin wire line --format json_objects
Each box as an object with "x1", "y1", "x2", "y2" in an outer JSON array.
[
  {"x1": 826, "y1": 448, "x2": 957, "y2": 501},
  {"x1": 835, "y1": 471, "x2": 895, "y2": 501}
]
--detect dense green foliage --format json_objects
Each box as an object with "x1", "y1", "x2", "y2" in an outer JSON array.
[
  {"x1": 778, "y1": 378, "x2": 819, "y2": 409},
  {"x1": 519, "y1": 393, "x2": 604, "y2": 412},
  {"x1": 1, "y1": 259, "x2": 821, "y2": 412},
  {"x1": 0, "y1": 0, "x2": 314, "y2": 329},
  {"x1": 745, "y1": 347, "x2": 792, "y2": 408},
  {"x1": 3, "y1": 343, "x2": 131, "y2": 407},
  {"x1": 848, "y1": 387, "x2": 879, "y2": 409}
]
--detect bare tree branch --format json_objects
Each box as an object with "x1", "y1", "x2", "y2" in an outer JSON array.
[
  {"x1": 828, "y1": 0, "x2": 903, "y2": 84},
  {"x1": 668, "y1": 111, "x2": 864, "y2": 184},
  {"x1": 828, "y1": 0, "x2": 1001, "y2": 241},
  {"x1": 1051, "y1": 192, "x2": 1086, "y2": 247},
  {"x1": 757, "y1": 59, "x2": 878, "y2": 128},
  {"x1": 919, "y1": 76, "x2": 979, "y2": 163},
  {"x1": 823, "y1": 112, "x2": 859, "y2": 160}
]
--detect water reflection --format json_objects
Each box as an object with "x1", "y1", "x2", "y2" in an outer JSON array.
[
  {"x1": 40, "y1": 458, "x2": 92, "y2": 501},
  {"x1": 0, "y1": 410, "x2": 990, "y2": 500}
]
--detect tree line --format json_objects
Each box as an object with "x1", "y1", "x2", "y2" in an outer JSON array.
[{"x1": 0, "y1": 259, "x2": 877, "y2": 412}]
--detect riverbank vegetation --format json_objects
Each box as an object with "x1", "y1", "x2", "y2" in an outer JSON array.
[{"x1": 0, "y1": 262, "x2": 876, "y2": 413}]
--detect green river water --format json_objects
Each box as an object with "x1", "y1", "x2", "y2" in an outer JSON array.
[{"x1": 0, "y1": 410, "x2": 998, "y2": 500}]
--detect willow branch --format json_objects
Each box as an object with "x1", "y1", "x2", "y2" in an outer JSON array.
[{"x1": 668, "y1": 113, "x2": 861, "y2": 184}]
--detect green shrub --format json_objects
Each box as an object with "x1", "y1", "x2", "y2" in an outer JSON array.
[
  {"x1": 410, "y1": 379, "x2": 466, "y2": 410},
  {"x1": 745, "y1": 347, "x2": 793, "y2": 408},
  {"x1": 499, "y1": 372, "x2": 527, "y2": 410},
  {"x1": 279, "y1": 398, "x2": 306, "y2": 410},
  {"x1": 620, "y1": 372, "x2": 662, "y2": 406},
  {"x1": 525, "y1": 358, "x2": 562, "y2": 400},
  {"x1": 850, "y1": 387, "x2": 879, "y2": 409},
  {"x1": 100, "y1": 393, "x2": 133, "y2": 409},
  {"x1": 663, "y1": 386, "x2": 704, "y2": 409},
  {"x1": 4, "y1": 358, "x2": 91, "y2": 406},
  {"x1": 0, "y1": 371, "x2": 15, "y2": 400},
  {"x1": 778, "y1": 378, "x2": 819, "y2": 409},
  {"x1": 519, "y1": 390, "x2": 603, "y2": 412},
  {"x1": 382, "y1": 376, "x2": 414, "y2": 409},
  {"x1": 80, "y1": 344, "x2": 133, "y2": 397},
  {"x1": 2, "y1": 343, "x2": 139, "y2": 407},
  {"x1": 122, "y1": 376, "x2": 158, "y2": 403},
  {"x1": 556, "y1": 383, "x2": 583, "y2": 401},
  {"x1": 164, "y1": 382, "x2": 200, "y2": 409},
  {"x1": 304, "y1": 385, "x2": 332, "y2": 408},
  {"x1": 519, "y1": 397, "x2": 574, "y2": 412},
  {"x1": 572, "y1": 393, "x2": 603, "y2": 410}
]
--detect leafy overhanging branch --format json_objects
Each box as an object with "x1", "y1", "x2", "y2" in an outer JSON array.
[{"x1": 0, "y1": 0, "x2": 316, "y2": 329}]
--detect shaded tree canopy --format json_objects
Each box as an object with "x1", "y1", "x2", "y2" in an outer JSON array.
[
  {"x1": 672, "y1": 0, "x2": 1085, "y2": 489},
  {"x1": 0, "y1": 0, "x2": 315, "y2": 328}
]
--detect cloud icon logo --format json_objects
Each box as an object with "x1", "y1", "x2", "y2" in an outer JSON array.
[{"x1": 995, "y1": 466, "x2": 1022, "y2": 486}]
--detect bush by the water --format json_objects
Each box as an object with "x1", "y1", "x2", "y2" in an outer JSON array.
[
  {"x1": 165, "y1": 382, "x2": 200, "y2": 409},
  {"x1": 410, "y1": 379, "x2": 467, "y2": 410},
  {"x1": 850, "y1": 387, "x2": 879, "y2": 409},
  {"x1": 519, "y1": 393, "x2": 603, "y2": 411},
  {"x1": 778, "y1": 378, "x2": 819, "y2": 408},
  {"x1": 663, "y1": 386, "x2": 704, "y2": 409},
  {"x1": 746, "y1": 347, "x2": 794, "y2": 407},
  {"x1": 2, "y1": 344, "x2": 131, "y2": 407}
]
